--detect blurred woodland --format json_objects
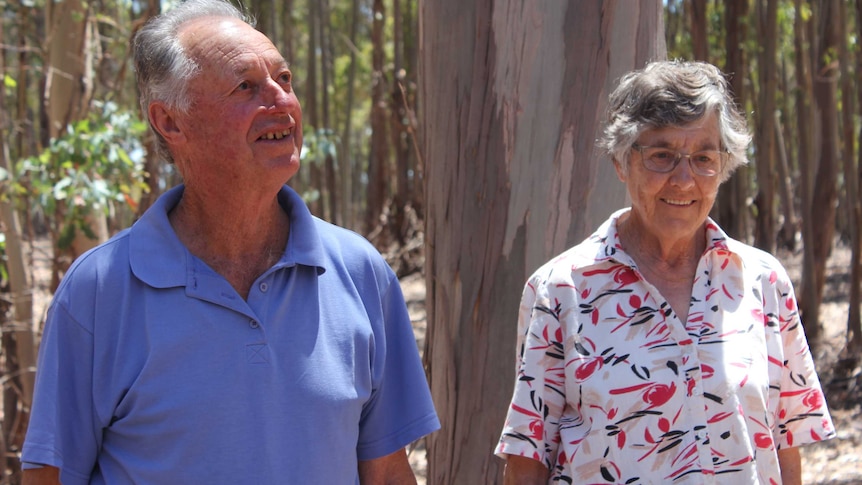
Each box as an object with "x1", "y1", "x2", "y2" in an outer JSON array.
[{"x1": 0, "y1": 0, "x2": 860, "y2": 483}]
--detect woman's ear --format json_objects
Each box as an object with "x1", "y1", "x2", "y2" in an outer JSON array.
[
  {"x1": 613, "y1": 158, "x2": 627, "y2": 183},
  {"x1": 148, "y1": 102, "x2": 186, "y2": 145}
]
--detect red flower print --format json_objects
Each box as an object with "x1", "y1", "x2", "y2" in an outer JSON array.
[
  {"x1": 643, "y1": 382, "x2": 677, "y2": 408},
  {"x1": 528, "y1": 419, "x2": 544, "y2": 440},
  {"x1": 802, "y1": 389, "x2": 824, "y2": 410},
  {"x1": 574, "y1": 357, "x2": 604, "y2": 382},
  {"x1": 614, "y1": 266, "x2": 638, "y2": 286},
  {"x1": 609, "y1": 382, "x2": 678, "y2": 409},
  {"x1": 754, "y1": 432, "x2": 774, "y2": 449}
]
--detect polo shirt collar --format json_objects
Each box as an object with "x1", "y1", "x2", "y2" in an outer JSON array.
[{"x1": 129, "y1": 184, "x2": 327, "y2": 289}]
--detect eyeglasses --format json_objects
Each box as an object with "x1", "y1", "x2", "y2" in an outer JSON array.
[{"x1": 631, "y1": 143, "x2": 726, "y2": 177}]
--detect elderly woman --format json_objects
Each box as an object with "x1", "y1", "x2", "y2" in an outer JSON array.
[{"x1": 495, "y1": 60, "x2": 835, "y2": 485}]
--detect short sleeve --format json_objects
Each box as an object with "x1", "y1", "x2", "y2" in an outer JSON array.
[
  {"x1": 356, "y1": 273, "x2": 440, "y2": 460},
  {"x1": 495, "y1": 274, "x2": 567, "y2": 469},
  {"x1": 772, "y1": 270, "x2": 835, "y2": 449},
  {"x1": 21, "y1": 301, "x2": 102, "y2": 485}
]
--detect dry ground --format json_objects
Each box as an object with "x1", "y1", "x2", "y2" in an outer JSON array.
[{"x1": 400, "y1": 242, "x2": 862, "y2": 485}]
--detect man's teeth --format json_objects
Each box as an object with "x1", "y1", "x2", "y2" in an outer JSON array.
[
  {"x1": 263, "y1": 130, "x2": 290, "y2": 140},
  {"x1": 665, "y1": 199, "x2": 692, "y2": 206}
]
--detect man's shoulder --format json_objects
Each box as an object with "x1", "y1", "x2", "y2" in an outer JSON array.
[
  {"x1": 59, "y1": 229, "x2": 133, "y2": 285},
  {"x1": 312, "y1": 217, "x2": 387, "y2": 262}
]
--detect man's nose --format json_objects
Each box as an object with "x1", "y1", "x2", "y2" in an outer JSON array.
[{"x1": 264, "y1": 80, "x2": 295, "y2": 111}]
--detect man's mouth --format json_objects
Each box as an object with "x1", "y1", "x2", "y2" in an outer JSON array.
[{"x1": 259, "y1": 129, "x2": 291, "y2": 141}]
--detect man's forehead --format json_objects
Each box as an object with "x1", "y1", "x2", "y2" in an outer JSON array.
[{"x1": 179, "y1": 17, "x2": 287, "y2": 70}]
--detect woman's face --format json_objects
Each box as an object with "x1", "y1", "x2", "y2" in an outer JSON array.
[{"x1": 614, "y1": 112, "x2": 723, "y2": 249}]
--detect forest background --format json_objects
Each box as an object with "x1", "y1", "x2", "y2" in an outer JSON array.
[{"x1": 0, "y1": 0, "x2": 860, "y2": 484}]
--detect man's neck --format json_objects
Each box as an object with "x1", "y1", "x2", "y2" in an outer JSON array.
[{"x1": 168, "y1": 188, "x2": 290, "y2": 299}]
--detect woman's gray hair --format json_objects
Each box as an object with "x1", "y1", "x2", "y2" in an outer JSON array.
[
  {"x1": 599, "y1": 60, "x2": 751, "y2": 182},
  {"x1": 132, "y1": 0, "x2": 254, "y2": 163}
]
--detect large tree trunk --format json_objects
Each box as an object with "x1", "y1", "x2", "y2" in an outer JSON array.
[{"x1": 420, "y1": 2, "x2": 665, "y2": 483}]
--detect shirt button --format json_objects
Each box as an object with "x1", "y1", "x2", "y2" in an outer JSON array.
[
  {"x1": 249, "y1": 320, "x2": 260, "y2": 329},
  {"x1": 259, "y1": 282, "x2": 269, "y2": 292}
]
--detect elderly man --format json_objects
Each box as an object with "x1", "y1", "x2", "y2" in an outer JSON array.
[{"x1": 21, "y1": 0, "x2": 439, "y2": 483}]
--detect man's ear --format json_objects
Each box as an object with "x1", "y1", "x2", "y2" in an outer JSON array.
[{"x1": 148, "y1": 102, "x2": 186, "y2": 145}]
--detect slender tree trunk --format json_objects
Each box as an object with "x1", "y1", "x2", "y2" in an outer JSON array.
[
  {"x1": 367, "y1": 0, "x2": 388, "y2": 235},
  {"x1": 718, "y1": 0, "x2": 750, "y2": 241},
  {"x1": 302, "y1": 0, "x2": 324, "y2": 216},
  {"x1": 401, "y1": 0, "x2": 423, "y2": 220},
  {"x1": 421, "y1": 2, "x2": 665, "y2": 483},
  {"x1": 390, "y1": 0, "x2": 411, "y2": 247},
  {"x1": 794, "y1": 0, "x2": 820, "y2": 344},
  {"x1": 753, "y1": 0, "x2": 778, "y2": 254},
  {"x1": 802, "y1": 0, "x2": 841, "y2": 344},
  {"x1": 339, "y1": 0, "x2": 359, "y2": 230},
  {"x1": 0, "y1": 23, "x2": 37, "y2": 481},
  {"x1": 318, "y1": 0, "x2": 337, "y2": 223},
  {"x1": 844, "y1": 0, "x2": 862, "y2": 355},
  {"x1": 774, "y1": 111, "x2": 797, "y2": 251},
  {"x1": 689, "y1": 0, "x2": 709, "y2": 61}
]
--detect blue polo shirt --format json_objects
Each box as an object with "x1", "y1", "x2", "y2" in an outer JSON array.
[{"x1": 22, "y1": 185, "x2": 439, "y2": 484}]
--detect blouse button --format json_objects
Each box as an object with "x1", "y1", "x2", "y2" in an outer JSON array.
[
  {"x1": 259, "y1": 282, "x2": 269, "y2": 292},
  {"x1": 249, "y1": 320, "x2": 260, "y2": 329}
]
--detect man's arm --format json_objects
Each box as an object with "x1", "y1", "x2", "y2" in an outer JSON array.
[
  {"x1": 22, "y1": 466, "x2": 60, "y2": 485},
  {"x1": 777, "y1": 447, "x2": 802, "y2": 485},
  {"x1": 503, "y1": 454, "x2": 549, "y2": 485},
  {"x1": 358, "y1": 448, "x2": 416, "y2": 485}
]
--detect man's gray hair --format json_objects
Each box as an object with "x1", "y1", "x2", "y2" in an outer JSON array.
[
  {"x1": 132, "y1": 0, "x2": 254, "y2": 163},
  {"x1": 600, "y1": 60, "x2": 751, "y2": 182}
]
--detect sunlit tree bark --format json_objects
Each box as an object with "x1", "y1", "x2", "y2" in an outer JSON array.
[{"x1": 421, "y1": 1, "x2": 665, "y2": 483}]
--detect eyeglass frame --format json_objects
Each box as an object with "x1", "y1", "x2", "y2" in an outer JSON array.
[{"x1": 630, "y1": 143, "x2": 727, "y2": 177}]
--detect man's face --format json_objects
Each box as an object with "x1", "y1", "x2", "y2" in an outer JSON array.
[{"x1": 171, "y1": 17, "x2": 303, "y2": 190}]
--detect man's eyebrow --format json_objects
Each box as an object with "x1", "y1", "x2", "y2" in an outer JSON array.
[{"x1": 231, "y1": 57, "x2": 290, "y2": 77}]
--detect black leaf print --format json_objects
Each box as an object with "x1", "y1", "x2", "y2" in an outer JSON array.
[
  {"x1": 790, "y1": 372, "x2": 807, "y2": 386},
  {"x1": 667, "y1": 360, "x2": 679, "y2": 375},
  {"x1": 613, "y1": 354, "x2": 630, "y2": 365},
  {"x1": 574, "y1": 341, "x2": 590, "y2": 356},
  {"x1": 657, "y1": 439, "x2": 683, "y2": 453},
  {"x1": 600, "y1": 465, "x2": 615, "y2": 482},
  {"x1": 503, "y1": 431, "x2": 537, "y2": 447},
  {"x1": 630, "y1": 314, "x2": 655, "y2": 326}
]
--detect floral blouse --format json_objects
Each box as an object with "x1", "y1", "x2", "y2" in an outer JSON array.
[{"x1": 496, "y1": 209, "x2": 835, "y2": 484}]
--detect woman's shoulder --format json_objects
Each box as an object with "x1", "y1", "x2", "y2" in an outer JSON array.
[{"x1": 721, "y1": 237, "x2": 794, "y2": 286}]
